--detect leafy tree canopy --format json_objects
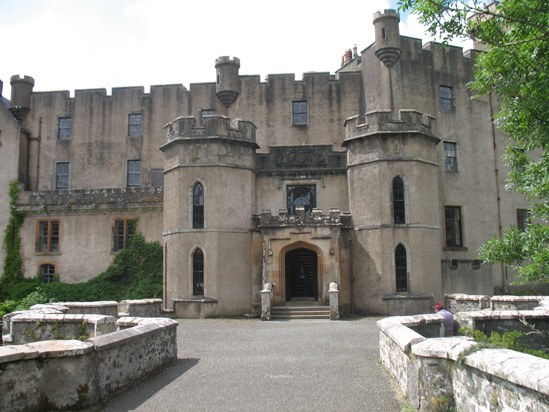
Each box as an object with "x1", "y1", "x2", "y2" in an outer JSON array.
[{"x1": 398, "y1": 0, "x2": 549, "y2": 283}]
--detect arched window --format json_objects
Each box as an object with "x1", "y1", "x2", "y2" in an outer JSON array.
[
  {"x1": 40, "y1": 264, "x2": 55, "y2": 283},
  {"x1": 392, "y1": 176, "x2": 405, "y2": 224},
  {"x1": 193, "y1": 249, "x2": 204, "y2": 296},
  {"x1": 193, "y1": 182, "x2": 204, "y2": 228},
  {"x1": 395, "y1": 244, "x2": 408, "y2": 292}
]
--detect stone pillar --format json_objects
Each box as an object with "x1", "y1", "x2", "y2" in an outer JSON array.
[
  {"x1": 328, "y1": 282, "x2": 339, "y2": 320},
  {"x1": 261, "y1": 283, "x2": 274, "y2": 321}
]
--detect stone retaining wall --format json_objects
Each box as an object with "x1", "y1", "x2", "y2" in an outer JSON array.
[
  {"x1": 0, "y1": 311, "x2": 177, "y2": 411},
  {"x1": 378, "y1": 309, "x2": 549, "y2": 411}
]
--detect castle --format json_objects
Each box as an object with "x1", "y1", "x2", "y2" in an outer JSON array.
[{"x1": 0, "y1": 10, "x2": 531, "y2": 316}]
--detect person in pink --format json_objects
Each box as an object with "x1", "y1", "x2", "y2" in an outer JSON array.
[{"x1": 434, "y1": 302, "x2": 454, "y2": 336}]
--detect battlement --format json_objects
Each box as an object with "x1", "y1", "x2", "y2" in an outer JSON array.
[
  {"x1": 164, "y1": 115, "x2": 257, "y2": 143},
  {"x1": 10, "y1": 74, "x2": 35, "y2": 85},
  {"x1": 343, "y1": 109, "x2": 437, "y2": 143},
  {"x1": 16, "y1": 187, "x2": 163, "y2": 214},
  {"x1": 373, "y1": 9, "x2": 399, "y2": 21},
  {"x1": 215, "y1": 56, "x2": 240, "y2": 67},
  {"x1": 254, "y1": 208, "x2": 352, "y2": 229}
]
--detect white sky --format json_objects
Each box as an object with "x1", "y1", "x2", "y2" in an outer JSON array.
[{"x1": 0, "y1": 0, "x2": 472, "y2": 98}]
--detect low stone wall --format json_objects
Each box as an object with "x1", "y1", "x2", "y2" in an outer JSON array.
[
  {"x1": 173, "y1": 297, "x2": 219, "y2": 318},
  {"x1": 119, "y1": 298, "x2": 163, "y2": 317},
  {"x1": 445, "y1": 293, "x2": 549, "y2": 312},
  {"x1": 0, "y1": 310, "x2": 177, "y2": 411},
  {"x1": 378, "y1": 309, "x2": 549, "y2": 411}
]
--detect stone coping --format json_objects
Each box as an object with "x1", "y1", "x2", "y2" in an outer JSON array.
[
  {"x1": 9, "y1": 313, "x2": 116, "y2": 324},
  {"x1": 465, "y1": 348, "x2": 549, "y2": 395},
  {"x1": 454, "y1": 309, "x2": 549, "y2": 322},
  {"x1": 172, "y1": 298, "x2": 218, "y2": 303},
  {"x1": 0, "y1": 340, "x2": 93, "y2": 364}
]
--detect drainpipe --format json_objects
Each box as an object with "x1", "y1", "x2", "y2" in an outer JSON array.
[
  {"x1": 349, "y1": 238, "x2": 354, "y2": 315},
  {"x1": 489, "y1": 92, "x2": 506, "y2": 292}
]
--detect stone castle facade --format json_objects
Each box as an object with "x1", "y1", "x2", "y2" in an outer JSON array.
[{"x1": 0, "y1": 10, "x2": 531, "y2": 316}]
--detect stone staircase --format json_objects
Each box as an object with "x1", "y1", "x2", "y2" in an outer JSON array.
[{"x1": 271, "y1": 305, "x2": 331, "y2": 320}]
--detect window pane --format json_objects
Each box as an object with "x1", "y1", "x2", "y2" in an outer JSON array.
[
  {"x1": 517, "y1": 209, "x2": 529, "y2": 231},
  {"x1": 287, "y1": 185, "x2": 316, "y2": 214},
  {"x1": 50, "y1": 221, "x2": 59, "y2": 253},
  {"x1": 114, "y1": 220, "x2": 125, "y2": 252},
  {"x1": 151, "y1": 169, "x2": 164, "y2": 188},
  {"x1": 58, "y1": 118, "x2": 72, "y2": 140},
  {"x1": 39, "y1": 222, "x2": 49, "y2": 252},
  {"x1": 440, "y1": 86, "x2": 454, "y2": 111},
  {"x1": 40, "y1": 264, "x2": 55, "y2": 283},
  {"x1": 193, "y1": 249, "x2": 204, "y2": 296},
  {"x1": 292, "y1": 101, "x2": 308, "y2": 125},
  {"x1": 128, "y1": 114, "x2": 143, "y2": 137},
  {"x1": 445, "y1": 206, "x2": 462, "y2": 247},
  {"x1": 395, "y1": 244, "x2": 407, "y2": 292},
  {"x1": 127, "y1": 160, "x2": 141, "y2": 187},
  {"x1": 193, "y1": 183, "x2": 204, "y2": 228},
  {"x1": 56, "y1": 163, "x2": 70, "y2": 189},
  {"x1": 444, "y1": 142, "x2": 457, "y2": 172},
  {"x1": 393, "y1": 177, "x2": 405, "y2": 224}
]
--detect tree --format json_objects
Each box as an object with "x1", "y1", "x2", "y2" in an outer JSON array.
[{"x1": 398, "y1": 0, "x2": 549, "y2": 283}]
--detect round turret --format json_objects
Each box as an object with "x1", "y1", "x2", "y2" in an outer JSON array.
[
  {"x1": 10, "y1": 75, "x2": 35, "y2": 120},
  {"x1": 215, "y1": 56, "x2": 240, "y2": 107},
  {"x1": 373, "y1": 10, "x2": 401, "y2": 67}
]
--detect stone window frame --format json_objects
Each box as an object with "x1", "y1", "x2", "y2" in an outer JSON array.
[
  {"x1": 57, "y1": 117, "x2": 72, "y2": 140},
  {"x1": 284, "y1": 180, "x2": 318, "y2": 215},
  {"x1": 443, "y1": 140, "x2": 459, "y2": 173},
  {"x1": 516, "y1": 208, "x2": 530, "y2": 232},
  {"x1": 190, "y1": 180, "x2": 205, "y2": 229},
  {"x1": 292, "y1": 100, "x2": 308, "y2": 126},
  {"x1": 55, "y1": 161, "x2": 70, "y2": 189},
  {"x1": 36, "y1": 219, "x2": 60, "y2": 255},
  {"x1": 394, "y1": 242, "x2": 409, "y2": 293},
  {"x1": 128, "y1": 113, "x2": 143, "y2": 137},
  {"x1": 439, "y1": 85, "x2": 455, "y2": 111},
  {"x1": 444, "y1": 205, "x2": 465, "y2": 249},
  {"x1": 39, "y1": 262, "x2": 56, "y2": 283},
  {"x1": 192, "y1": 247, "x2": 205, "y2": 296},
  {"x1": 391, "y1": 175, "x2": 407, "y2": 224},
  {"x1": 112, "y1": 218, "x2": 136, "y2": 253},
  {"x1": 127, "y1": 159, "x2": 141, "y2": 188}
]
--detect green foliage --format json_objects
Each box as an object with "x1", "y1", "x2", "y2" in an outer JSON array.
[
  {"x1": 460, "y1": 327, "x2": 549, "y2": 360},
  {"x1": 398, "y1": 0, "x2": 549, "y2": 282},
  {"x1": 1, "y1": 181, "x2": 25, "y2": 296}
]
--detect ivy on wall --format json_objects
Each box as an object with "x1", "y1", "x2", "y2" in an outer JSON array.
[{"x1": 1, "y1": 181, "x2": 25, "y2": 297}]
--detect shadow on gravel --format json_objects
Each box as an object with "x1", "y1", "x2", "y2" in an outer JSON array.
[{"x1": 89, "y1": 358, "x2": 200, "y2": 412}]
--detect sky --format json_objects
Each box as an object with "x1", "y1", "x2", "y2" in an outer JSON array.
[{"x1": 0, "y1": 0, "x2": 472, "y2": 98}]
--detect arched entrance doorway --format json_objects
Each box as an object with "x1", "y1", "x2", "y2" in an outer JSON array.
[{"x1": 285, "y1": 247, "x2": 318, "y2": 301}]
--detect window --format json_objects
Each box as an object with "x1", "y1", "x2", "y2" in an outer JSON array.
[
  {"x1": 517, "y1": 209, "x2": 530, "y2": 231},
  {"x1": 287, "y1": 185, "x2": 316, "y2": 215},
  {"x1": 201, "y1": 109, "x2": 215, "y2": 116},
  {"x1": 151, "y1": 169, "x2": 164, "y2": 188},
  {"x1": 440, "y1": 86, "x2": 454, "y2": 111},
  {"x1": 58, "y1": 117, "x2": 72, "y2": 140},
  {"x1": 443, "y1": 141, "x2": 458, "y2": 172},
  {"x1": 128, "y1": 113, "x2": 143, "y2": 137},
  {"x1": 113, "y1": 219, "x2": 136, "y2": 252},
  {"x1": 193, "y1": 182, "x2": 204, "y2": 228},
  {"x1": 193, "y1": 248, "x2": 204, "y2": 296},
  {"x1": 37, "y1": 220, "x2": 59, "y2": 254},
  {"x1": 40, "y1": 264, "x2": 55, "y2": 283},
  {"x1": 395, "y1": 244, "x2": 408, "y2": 292},
  {"x1": 56, "y1": 162, "x2": 70, "y2": 189},
  {"x1": 392, "y1": 176, "x2": 405, "y2": 224},
  {"x1": 445, "y1": 206, "x2": 463, "y2": 247},
  {"x1": 292, "y1": 101, "x2": 308, "y2": 126},
  {"x1": 127, "y1": 160, "x2": 141, "y2": 187}
]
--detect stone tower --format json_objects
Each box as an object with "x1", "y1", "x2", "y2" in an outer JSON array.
[
  {"x1": 215, "y1": 56, "x2": 240, "y2": 108},
  {"x1": 160, "y1": 115, "x2": 258, "y2": 316},
  {"x1": 10, "y1": 75, "x2": 34, "y2": 120},
  {"x1": 344, "y1": 111, "x2": 443, "y2": 314}
]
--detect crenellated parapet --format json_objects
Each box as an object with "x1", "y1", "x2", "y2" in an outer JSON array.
[
  {"x1": 254, "y1": 208, "x2": 352, "y2": 229},
  {"x1": 163, "y1": 115, "x2": 257, "y2": 145},
  {"x1": 16, "y1": 187, "x2": 163, "y2": 214},
  {"x1": 343, "y1": 109, "x2": 437, "y2": 144}
]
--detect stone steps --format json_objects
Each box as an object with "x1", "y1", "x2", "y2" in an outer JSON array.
[{"x1": 271, "y1": 305, "x2": 330, "y2": 320}]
